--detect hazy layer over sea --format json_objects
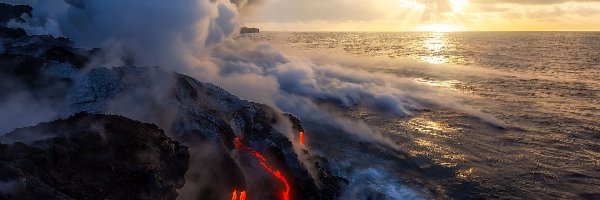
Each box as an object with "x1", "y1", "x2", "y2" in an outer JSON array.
[{"x1": 242, "y1": 32, "x2": 600, "y2": 199}]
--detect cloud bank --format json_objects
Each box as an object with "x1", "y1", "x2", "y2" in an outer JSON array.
[
  {"x1": 242, "y1": 0, "x2": 600, "y2": 31},
  {"x1": 1, "y1": 1, "x2": 508, "y2": 198}
]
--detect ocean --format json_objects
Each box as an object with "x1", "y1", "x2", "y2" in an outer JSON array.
[{"x1": 241, "y1": 32, "x2": 600, "y2": 199}]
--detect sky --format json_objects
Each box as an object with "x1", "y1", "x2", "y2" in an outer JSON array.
[
  {"x1": 4, "y1": 0, "x2": 599, "y2": 31},
  {"x1": 242, "y1": 0, "x2": 600, "y2": 31}
]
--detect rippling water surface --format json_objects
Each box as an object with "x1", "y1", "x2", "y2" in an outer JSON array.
[{"x1": 242, "y1": 32, "x2": 600, "y2": 199}]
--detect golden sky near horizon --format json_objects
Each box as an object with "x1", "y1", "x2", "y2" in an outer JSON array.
[{"x1": 243, "y1": 0, "x2": 600, "y2": 31}]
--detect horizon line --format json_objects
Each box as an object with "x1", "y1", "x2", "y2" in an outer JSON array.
[{"x1": 251, "y1": 30, "x2": 600, "y2": 33}]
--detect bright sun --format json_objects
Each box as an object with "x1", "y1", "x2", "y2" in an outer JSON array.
[{"x1": 449, "y1": 0, "x2": 469, "y2": 13}]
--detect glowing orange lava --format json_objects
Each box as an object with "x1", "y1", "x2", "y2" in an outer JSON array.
[
  {"x1": 299, "y1": 131, "x2": 305, "y2": 145},
  {"x1": 240, "y1": 191, "x2": 247, "y2": 200},
  {"x1": 234, "y1": 137, "x2": 291, "y2": 200},
  {"x1": 259, "y1": 162, "x2": 290, "y2": 200},
  {"x1": 231, "y1": 189, "x2": 247, "y2": 200},
  {"x1": 234, "y1": 137, "x2": 266, "y2": 161}
]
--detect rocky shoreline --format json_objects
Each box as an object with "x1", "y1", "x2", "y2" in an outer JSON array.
[{"x1": 0, "y1": 3, "x2": 345, "y2": 200}]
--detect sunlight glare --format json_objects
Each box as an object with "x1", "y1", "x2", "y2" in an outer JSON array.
[
  {"x1": 405, "y1": 1, "x2": 426, "y2": 10},
  {"x1": 421, "y1": 32, "x2": 451, "y2": 64},
  {"x1": 449, "y1": 0, "x2": 469, "y2": 13}
]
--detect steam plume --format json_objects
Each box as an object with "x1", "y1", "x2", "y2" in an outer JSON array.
[{"x1": 1, "y1": 1, "x2": 508, "y2": 199}]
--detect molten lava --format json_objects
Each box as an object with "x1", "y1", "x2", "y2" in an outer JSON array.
[
  {"x1": 234, "y1": 137, "x2": 291, "y2": 200},
  {"x1": 231, "y1": 189, "x2": 247, "y2": 200},
  {"x1": 234, "y1": 138, "x2": 267, "y2": 161},
  {"x1": 299, "y1": 131, "x2": 305, "y2": 145},
  {"x1": 259, "y1": 162, "x2": 290, "y2": 200},
  {"x1": 240, "y1": 191, "x2": 247, "y2": 200}
]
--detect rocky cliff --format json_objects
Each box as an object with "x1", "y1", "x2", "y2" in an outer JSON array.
[
  {"x1": 0, "y1": 3, "x2": 345, "y2": 200},
  {"x1": 0, "y1": 113, "x2": 190, "y2": 200}
]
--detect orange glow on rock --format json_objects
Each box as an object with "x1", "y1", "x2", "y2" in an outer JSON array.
[
  {"x1": 231, "y1": 189, "x2": 247, "y2": 200},
  {"x1": 259, "y1": 162, "x2": 290, "y2": 200},
  {"x1": 234, "y1": 137, "x2": 291, "y2": 200},
  {"x1": 234, "y1": 137, "x2": 266, "y2": 161},
  {"x1": 240, "y1": 191, "x2": 247, "y2": 200},
  {"x1": 299, "y1": 131, "x2": 305, "y2": 145}
]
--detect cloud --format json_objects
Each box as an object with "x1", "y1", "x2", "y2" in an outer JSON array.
[
  {"x1": 0, "y1": 91, "x2": 59, "y2": 135},
  {"x1": 239, "y1": 0, "x2": 600, "y2": 31},
  {"x1": 473, "y1": 0, "x2": 600, "y2": 5},
  {"x1": 207, "y1": 40, "x2": 508, "y2": 127},
  {"x1": 7, "y1": 0, "x2": 240, "y2": 69},
  {"x1": 230, "y1": 0, "x2": 266, "y2": 18},
  {"x1": 243, "y1": 0, "x2": 390, "y2": 23}
]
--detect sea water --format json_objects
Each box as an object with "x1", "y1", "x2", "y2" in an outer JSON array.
[{"x1": 242, "y1": 32, "x2": 600, "y2": 199}]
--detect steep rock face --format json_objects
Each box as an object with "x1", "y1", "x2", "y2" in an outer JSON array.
[
  {"x1": 0, "y1": 31, "x2": 344, "y2": 200},
  {"x1": 0, "y1": 3, "x2": 91, "y2": 97},
  {"x1": 0, "y1": 12, "x2": 91, "y2": 103},
  {"x1": 0, "y1": 113, "x2": 190, "y2": 200},
  {"x1": 0, "y1": 4, "x2": 345, "y2": 199},
  {"x1": 67, "y1": 66, "x2": 345, "y2": 200}
]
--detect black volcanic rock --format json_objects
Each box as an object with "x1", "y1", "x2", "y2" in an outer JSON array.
[
  {"x1": 65, "y1": 66, "x2": 347, "y2": 199},
  {"x1": 0, "y1": 26, "x2": 92, "y2": 102},
  {"x1": 240, "y1": 27, "x2": 259, "y2": 34},
  {"x1": 0, "y1": 12, "x2": 346, "y2": 198},
  {"x1": 0, "y1": 113, "x2": 190, "y2": 200},
  {"x1": 0, "y1": 27, "x2": 26, "y2": 38},
  {"x1": 300, "y1": 150, "x2": 348, "y2": 200}
]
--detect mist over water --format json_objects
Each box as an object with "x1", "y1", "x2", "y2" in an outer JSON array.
[{"x1": 242, "y1": 32, "x2": 600, "y2": 199}]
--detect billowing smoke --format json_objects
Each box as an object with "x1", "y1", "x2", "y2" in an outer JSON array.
[
  {"x1": 229, "y1": 0, "x2": 266, "y2": 17},
  {"x1": 208, "y1": 40, "x2": 507, "y2": 127},
  {"x1": 7, "y1": 0, "x2": 239, "y2": 69},
  {"x1": 230, "y1": 0, "x2": 265, "y2": 8},
  {"x1": 0, "y1": 91, "x2": 59, "y2": 134},
  {"x1": 4, "y1": 0, "x2": 505, "y2": 128},
  {"x1": 339, "y1": 168, "x2": 423, "y2": 200},
  {"x1": 1, "y1": 0, "x2": 508, "y2": 199}
]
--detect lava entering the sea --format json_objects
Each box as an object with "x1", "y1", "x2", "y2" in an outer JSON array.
[
  {"x1": 231, "y1": 189, "x2": 247, "y2": 200},
  {"x1": 234, "y1": 137, "x2": 291, "y2": 200},
  {"x1": 299, "y1": 131, "x2": 305, "y2": 145}
]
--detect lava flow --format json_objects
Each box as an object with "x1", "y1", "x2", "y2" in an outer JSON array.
[
  {"x1": 299, "y1": 131, "x2": 305, "y2": 145},
  {"x1": 234, "y1": 137, "x2": 291, "y2": 200},
  {"x1": 231, "y1": 189, "x2": 247, "y2": 200}
]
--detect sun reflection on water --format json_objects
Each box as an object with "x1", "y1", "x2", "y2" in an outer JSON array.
[
  {"x1": 424, "y1": 35, "x2": 446, "y2": 52},
  {"x1": 406, "y1": 117, "x2": 458, "y2": 138},
  {"x1": 404, "y1": 116, "x2": 471, "y2": 175},
  {"x1": 457, "y1": 167, "x2": 474, "y2": 179},
  {"x1": 421, "y1": 33, "x2": 451, "y2": 64},
  {"x1": 415, "y1": 78, "x2": 461, "y2": 89},
  {"x1": 422, "y1": 56, "x2": 448, "y2": 64}
]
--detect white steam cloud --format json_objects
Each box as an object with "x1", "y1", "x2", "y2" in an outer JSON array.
[
  {"x1": 1, "y1": 0, "x2": 508, "y2": 199},
  {"x1": 208, "y1": 40, "x2": 507, "y2": 127},
  {"x1": 0, "y1": 92, "x2": 59, "y2": 134},
  {"x1": 4, "y1": 0, "x2": 505, "y2": 128},
  {"x1": 7, "y1": 0, "x2": 240, "y2": 69}
]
